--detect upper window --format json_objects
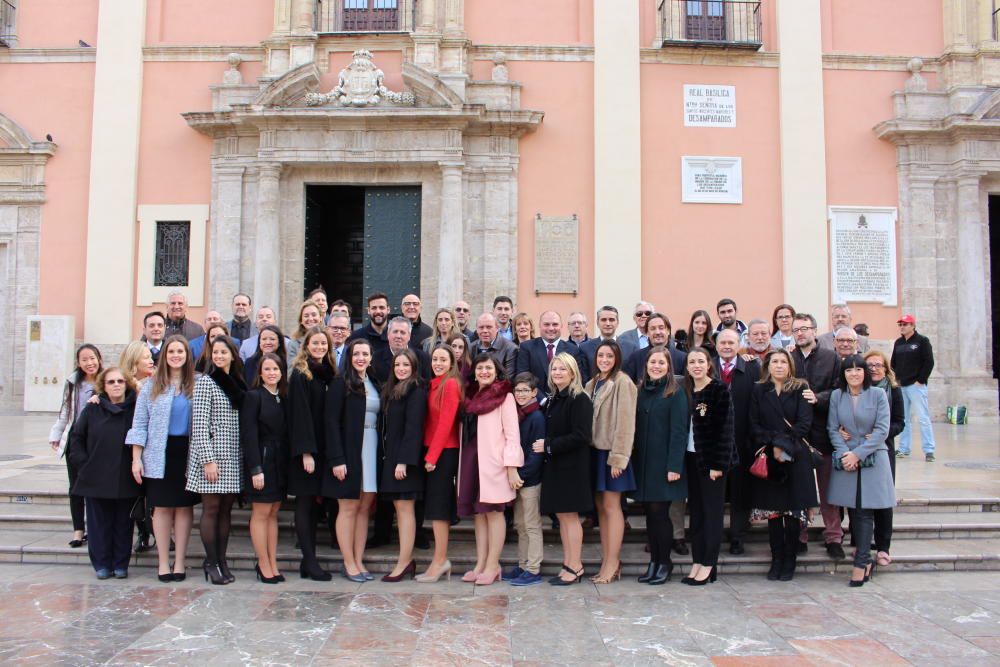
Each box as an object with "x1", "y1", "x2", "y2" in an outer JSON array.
[
  {"x1": 317, "y1": 0, "x2": 410, "y2": 33},
  {"x1": 660, "y1": 0, "x2": 762, "y2": 50},
  {"x1": 0, "y1": 1, "x2": 17, "y2": 48}
]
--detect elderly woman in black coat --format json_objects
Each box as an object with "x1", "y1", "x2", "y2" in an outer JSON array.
[
  {"x1": 378, "y1": 349, "x2": 428, "y2": 582},
  {"x1": 749, "y1": 349, "x2": 817, "y2": 582},
  {"x1": 682, "y1": 347, "x2": 735, "y2": 586},
  {"x1": 69, "y1": 367, "x2": 140, "y2": 579}
]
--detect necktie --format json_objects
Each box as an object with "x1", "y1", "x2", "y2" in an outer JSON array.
[
  {"x1": 546, "y1": 343, "x2": 555, "y2": 362},
  {"x1": 722, "y1": 361, "x2": 733, "y2": 384}
]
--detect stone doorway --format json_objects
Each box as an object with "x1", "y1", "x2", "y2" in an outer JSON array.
[{"x1": 303, "y1": 184, "x2": 421, "y2": 325}]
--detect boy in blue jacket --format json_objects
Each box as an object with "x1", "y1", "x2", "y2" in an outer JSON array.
[{"x1": 505, "y1": 372, "x2": 546, "y2": 586}]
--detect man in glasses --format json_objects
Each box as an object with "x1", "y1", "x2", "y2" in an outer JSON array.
[
  {"x1": 326, "y1": 313, "x2": 351, "y2": 370},
  {"x1": 891, "y1": 314, "x2": 936, "y2": 462},
  {"x1": 817, "y1": 304, "x2": 870, "y2": 353},
  {"x1": 400, "y1": 293, "x2": 433, "y2": 348},
  {"x1": 619, "y1": 300, "x2": 656, "y2": 352},
  {"x1": 453, "y1": 300, "x2": 475, "y2": 339},
  {"x1": 790, "y1": 312, "x2": 845, "y2": 561}
]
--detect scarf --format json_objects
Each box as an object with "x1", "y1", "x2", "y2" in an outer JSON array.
[
  {"x1": 465, "y1": 379, "x2": 512, "y2": 415},
  {"x1": 307, "y1": 358, "x2": 334, "y2": 384},
  {"x1": 873, "y1": 377, "x2": 891, "y2": 396},
  {"x1": 209, "y1": 366, "x2": 247, "y2": 410},
  {"x1": 516, "y1": 399, "x2": 540, "y2": 423}
]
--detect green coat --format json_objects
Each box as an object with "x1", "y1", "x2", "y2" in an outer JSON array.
[{"x1": 631, "y1": 380, "x2": 689, "y2": 502}]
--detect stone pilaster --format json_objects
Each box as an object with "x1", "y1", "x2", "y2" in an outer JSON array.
[
  {"x1": 482, "y1": 166, "x2": 513, "y2": 302},
  {"x1": 437, "y1": 162, "x2": 464, "y2": 308},
  {"x1": 254, "y1": 164, "x2": 283, "y2": 313},
  {"x1": 210, "y1": 167, "x2": 246, "y2": 312},
  {"x1": 955, "y1": 174, "x2": 991, "y2": 375}
]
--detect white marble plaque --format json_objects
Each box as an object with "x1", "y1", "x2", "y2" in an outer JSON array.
[
  {"x1": 681, "y1": 157, "x2": 743, "y2": 204},
  {"x1": 829, "y1": 206, "x2": 898, "y2": 306},
  {"x1": 684, "y1": 84, "x2": 736, "y2": 127},
  {"x1": 23, "y1": 316, "x2": 75, "y2": 412},
  {"x1": 534, "y1": 214, "x2": 579, "y2": 294}
]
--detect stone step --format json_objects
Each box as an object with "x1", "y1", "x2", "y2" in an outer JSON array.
[
  {"x1": 4, "y1": 503, "x2": 999, "y2": 542},
  {"x1": 1, "y1": 526, "x2": 997, "y2": 576}
]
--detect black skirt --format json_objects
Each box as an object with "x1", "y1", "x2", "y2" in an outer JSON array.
[
  {"x1": 422, "y1": 447, "x2": 458, "y2": 521},
  {"x1": 246, "y1": 438, "x2": 288, "y2": 504},
  {"x1": 145, "y1": 435, "x2": 199, "y2": 508}
]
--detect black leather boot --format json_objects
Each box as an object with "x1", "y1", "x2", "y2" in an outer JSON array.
[
  {"x1": 637, "y1": 561, "x2": 657, "y2": 583},
  {"x1": 648, "y1": 562, "x2": 674, "y2": 585},
  {"x1": 767, "y1": 518, "x2": 784, "y2": 580},
  {"x1": 779, "y1": 518, "x2": 801, "y2": 581}
]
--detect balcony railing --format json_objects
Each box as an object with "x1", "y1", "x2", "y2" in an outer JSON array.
[
  {"x1": 659, "y1": 0, "x2": 762, "y2": 50},
  {"x1": 316, "y1": 0, "x2": 415, "y2": 33},
  {"x1": 0, "y1": 1, "x2": 16, "y2": 47}
]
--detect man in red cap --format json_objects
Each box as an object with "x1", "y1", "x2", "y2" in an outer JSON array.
[{"x1": 891, "y1": 314, "x2": 937, "y2": 461}]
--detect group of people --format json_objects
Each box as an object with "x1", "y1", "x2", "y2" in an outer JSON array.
[{"x1": 51, "y1": 289, "x2": 936, "y2": 589}]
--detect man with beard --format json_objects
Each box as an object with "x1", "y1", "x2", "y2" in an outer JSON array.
[
  {"x1": 622, "y1": 312, "x2": 686, "y2": 382},
  {"x1": 713, "y1": 298, "x2": 748, "y2": 346},
  {"x1": 227, "y1": 293, "x2": 256, "y2": 341},
  {"x1": 348, "y1": 291, "x2": 390, "y2": 355},
  {"x1": 742, "y1": 319, "x2": 774, "y2": 363}
]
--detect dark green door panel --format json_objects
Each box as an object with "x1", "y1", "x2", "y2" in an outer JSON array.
[{"x1": 362, "y1": 186, "x2": 421, "y2": 319}]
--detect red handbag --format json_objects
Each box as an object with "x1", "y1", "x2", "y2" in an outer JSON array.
[{"x1": 749, "y1": 446, "x2": 769, "y2": 480}]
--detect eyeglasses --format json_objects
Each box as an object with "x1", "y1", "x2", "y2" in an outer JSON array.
[
  {"x1": 329, "y1": 326, "x2": 349, "y2": 332},
  {"x1": 402, "y1": 301, "x2": 420, "y2": 307},
  {"x1": 791, "y1": 326, "x2": 815, "y2": 333},
  {"x1": 105, "y1": 379, "x2": 126, "y2": 385},
  {"x1": 454, "y1": 307, "x2": 469, "y2": 312},
  {"x1": 776, "y1": 314, "x2": 793, "y2": 320},
  {"x1": 568, "y1": 321, "x2": 586, "y2": 327},
  {"x1": 866, "y1": 362, "x2": 885, "y2": 369},
  {"x1": 513, "y1": 388, "x2": 534, "y2": 394},
  {"x1": 898, "y1": 322, "x2": 912, "y2": 326},
  {"x1": 835, "y1": 338, "x2": 856, "y2": 343},
  {"x1": 634, "y1": 311, "x2": 652, "y2": 317}
]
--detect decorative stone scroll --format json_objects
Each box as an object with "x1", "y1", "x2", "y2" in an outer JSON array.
[
  {"x1": 533, "y1": 214, "x2": 578, "y2": 295},
  {"x1": 681, "y1": 156, "x2": 743, "y2": 204},
  {"x1": 829, "y1": 206, "x2": 898, "y2": 306},
  {"x1": 304, "y1": 49, "x2": 415, "y2": 107}
]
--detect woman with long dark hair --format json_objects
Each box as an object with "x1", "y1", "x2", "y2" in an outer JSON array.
[
  {"x1": 749, "y1": 349, "x2": 817, "y2": 582},
  {"x1": 325, "y1": 338, "x2": 379, "y2": 582},
  {"x1": 379, "y1": 349, "x2": 428, "y2": 582},
  {"x1": 194, "y1": 323, "x2": 231, "y2": 373},
  {"x1": 188, "y1": 336, "x2": 247, "y2": 585},
  {"x1": 770, "y1": 304, "x2": 796, "y2": 351},
  {"x1": 583, "y1": 340, "x2": 637, "y2": 584},
  {"x1": 244, "y1": 324, "x2": 288, "y2": 385},
  {"x1": 69, "y1": 366, "x2": 139, "y2": 579},
  {"x1": 458, "y1": 353, "x2": 523, "y2": 586},
  {"x1": 287, "y1": 326, "x2": 337, "y2": 581},
  {"x1": 50, "y1": 343, "x2": 104, "y2": 548},
  {"x1": 631, "y1": 346, "x2": 688, "y2": 585},
  {"x1": 416, "y1": 344, "x2": 463, "y2": 583},
  {"x1": 240, "y1": 352, "x2": 290, "y2": 584},
  {"x1": 126, "y1": 335, "x2": 199, "y2": 582},
  {"x1": 683, "y1": 310, "x2": 716, "y2": 357},
  {"x1": 447, "y1": 332, "x2": 473, "y2": 384},
  {"x1": 681, "y1": 347, "x2": 734, "y2": 586}
]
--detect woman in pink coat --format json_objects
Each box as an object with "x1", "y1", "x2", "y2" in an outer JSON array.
[{"x1": 457, "y1": 352, "x2": 524, "y2": 585}]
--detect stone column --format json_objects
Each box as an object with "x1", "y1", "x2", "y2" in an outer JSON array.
[
  {"x1": 211, "y1": 167, "x2": 246, "y2": 311},
  {"x1": 955, "y1": 174, "x2": 990, "y2": 375},
  {"x1": 254, "y1": 164, "x2": 283, "y2": 313},
  {"x1": 482, "y1": 166, "x2": 513, "y2": 299},
  {"x1": 291, "y1": 0, "x2": 316, "y2": 33},
  {"x1": 438, "y1": 162, "x2": 464, "y2": 308},
  {"x1": 272, "y1": 0, "x2": 292, "y2": 35}
]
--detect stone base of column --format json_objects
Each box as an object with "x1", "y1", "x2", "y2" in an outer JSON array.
[{"x1": 931, "y1": 374, "x2": 999, "y2": 421}]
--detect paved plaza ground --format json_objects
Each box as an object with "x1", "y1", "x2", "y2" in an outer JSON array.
[{"x1": 0, "y1": 415, "x2": 996, "y2": 665}]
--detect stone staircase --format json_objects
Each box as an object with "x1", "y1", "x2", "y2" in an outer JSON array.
[{"x1": 0, "y1": 489, "x2": 997, "y2": 577}]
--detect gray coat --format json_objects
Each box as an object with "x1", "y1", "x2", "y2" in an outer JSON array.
[{"x1": 826, "y1": 387, "x2": 895, "y2": 509}]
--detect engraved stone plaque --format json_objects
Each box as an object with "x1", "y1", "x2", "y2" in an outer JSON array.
[
  {"x1": 829, "y1": 206, "x2": 898, "y2": 306},
  {"x1": 24, "y1": 315, "x2": 75, "y2": 412},
  {"x1": 682, "y1": 156, "x2": 743, "y2": 204},
  {"x1": 534, "y1": 214, "x2": 579, "y2": 295},
  {"x1": 684, "y1": 84, "x2": 736, "y2": 127}
]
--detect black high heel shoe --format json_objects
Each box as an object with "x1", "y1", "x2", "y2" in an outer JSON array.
[
  {"x1": 849, "y1": 563, "x2": 874, "y2": 588},
  {"x1": 549, "y1": 565, "x2": 584, "y2": 586},
  {"x1": 684, "y1": 566, "x2": 717, "y2": 586},
  {"x1": 381, "y1": 560, "x2": 416, "y2": 583},
  {"x1": 203, "y1": 562, "x2": 227, "y2": 585},
  {"x1": 255, "y1": 564, "x2": 280, "y2": 584},
  {"x1": 299, "y1": 560, "x2": 332, "y2": 582},
  {"x1": 219, "y1": 559, "x2": 235, "y2": 584},
  {"x1": 158, "y1": 572, "x2": 174, "y2": 583},
  {"x1": 170, "y1": 562, "x2": 186, "y2": 582}
]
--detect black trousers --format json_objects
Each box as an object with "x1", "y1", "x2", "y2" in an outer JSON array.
[
  {"x1": 65, "y1": 454, "x2": 86, "y2": 532},
  {"x1": 85, "y1": 497, "x2": 134, "y2": 572},
  {"x1": 873, "y1": 440, "x2": 896, "y2": 552},
  {"x1": 727, "y1": 465, "x2": 751, "y2": 543},
  {"x1": 644, "y1": 501, "x2": 673, "y2": 565},
  {"x1": 686, "y1": 454, "x2": 727, "y2": 568}
]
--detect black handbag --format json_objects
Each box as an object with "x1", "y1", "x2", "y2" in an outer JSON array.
[
  {"x1": 782, "y1": 418, "x2": 824, "y2": 467},
  {"x1": 832, "y1": 452, "x2": 876, "y2": 471}
]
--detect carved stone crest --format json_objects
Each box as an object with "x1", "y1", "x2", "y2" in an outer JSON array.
[{"x1": 305, "y1": 49, "x2": 415, "y2": 107}]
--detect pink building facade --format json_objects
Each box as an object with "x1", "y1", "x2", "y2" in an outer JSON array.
[{"x1": 0, "y1": 0, "x2": 996, "y2": 417}]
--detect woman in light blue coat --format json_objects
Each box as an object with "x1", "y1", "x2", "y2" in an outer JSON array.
[{"x1": 827, "y1": 354, "x2": 893, "y2": 588}]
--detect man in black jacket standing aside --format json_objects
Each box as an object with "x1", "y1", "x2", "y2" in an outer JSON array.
[
  {"x1": 891, "y1": 314, "x2": 936, "y2": 461},
  {"x1": 790, "y1": 313, "x2": 845, "y2": 560}
]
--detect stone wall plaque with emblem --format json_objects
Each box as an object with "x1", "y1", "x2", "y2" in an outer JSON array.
[
  {"x1": 684, "y1": 85, "x2": 736, "y2": 127},
  {"x1": 534, "y1": 214, "x2": 579, "y2": 295},
  {"x1": 682, "y1": 156, "x2": 742, "y2": 204},
  {"x1": 829, "y1": 206, "x2": 898, "y2": 306}
]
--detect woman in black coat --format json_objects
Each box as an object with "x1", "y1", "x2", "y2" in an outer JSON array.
[
  {"x1": 749, "y1": 349, "x2": 817, "y2": 582},
  {"x1": 378, "y1": 349, "x2": 428, "y2": 582},
  {"x1": 324, "y1": 338, "x2": 380, "y2": 582},
  {"x1": 863, "y1": 350, "x2": 905, "y2": 566},
  {"x1": 240, "y1": 352, "x2": 290, "y2": 584},
  {"x1": 69, "y1": 367, "x2": 140, "y2": 579},
  {"x1": 533, "y1": 352, "x2": 593, "y2": 585},
  {"x1": 287, "y1": 326, "x2": 337, "y2": 581},
  {"x1": 682, "y1": 348, "x2": 735, "y2": 586},
  {"x1": 243, "y1": 325, "x2": 288, "y2": 387}
]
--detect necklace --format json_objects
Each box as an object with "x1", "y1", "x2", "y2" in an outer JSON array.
[{"x1": 264, "y1": 385, "x2": 280, "y2": 403}]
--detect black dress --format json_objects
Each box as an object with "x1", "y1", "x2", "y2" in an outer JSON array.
[
  {"x1": 540, "y1": 389, "x2": 594, "y2": 515},
  {"x1": 287, "y1": 364, "x2": 334, "y2": 496},
  {"x1": 379, "y1": 384, "x2": 428, "y2": 499},
  {"x1": 240, "y1": 388, "x2": 289, "y2": 503}
]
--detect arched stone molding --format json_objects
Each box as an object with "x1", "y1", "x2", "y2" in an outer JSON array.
[
  {"x1": 253, "y1": 62, "x2": 321, "y2": 107},
  {"x1": 876, "y1": 79, "x2": 1000, "y2": 419},
  {"x1": 0, "y1": 113, "x2": 56, "y2": 407}
]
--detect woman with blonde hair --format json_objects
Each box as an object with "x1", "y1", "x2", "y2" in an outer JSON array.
[
  {"x1": 285, "y1": 300, "x2": 324, "y2": 360},
  {"x1": 422, "y1": 308, "x2": 462, "y2": 354},
  {"x1": 119, "y1": 341, "x2": 155, "y2": 392},
  {"x1": 533, "y1": 352, "x2": 593, "y2": 584},
  {"x1": 512, "y1": 312, "x2": 535, "y2": 346}
]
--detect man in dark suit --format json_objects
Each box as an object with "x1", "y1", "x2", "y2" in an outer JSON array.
[
  {"x1": 401, "y1": 293, "x2": 434, "y2": 348},
  {"x1": 453, "y1": 300, "x2": 476, "y2": 339},
  {"x1": 473, "y1": 313, "x2": 518, "y2": 378},
  {"x1": 622, "y1": 312, "x2": 686, "y2": 382},
  {"x1": 618, "y1": 300, "x2": 655, "y2": 353},
  {"x1": 371, "y1": 317, "x2": 432, "y2": 385},
  {"x1": 515, "y1": 311, "x2": 584, "y2": 388},
  {"x1": 715, "y1": 329, "x2": 759, "y2": 555},
  {"x1": 789, "y1": 312, "x2": 844, "y2": 560},
  {"x1": 579, "y1": 305, "x2": 638, "y2": 380}
]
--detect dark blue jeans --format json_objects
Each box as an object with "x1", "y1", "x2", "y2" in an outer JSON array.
[{"x1": 847, "y1": 508, "x2": 874, "y2": 569}]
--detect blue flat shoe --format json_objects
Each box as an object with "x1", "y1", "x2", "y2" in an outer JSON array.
[
  {"x1": 95, "y1": 569, "x2": 111, "y2": 580},
  {"x1": 342, "y1": 570, "x2": 366, "y2": 583}
]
